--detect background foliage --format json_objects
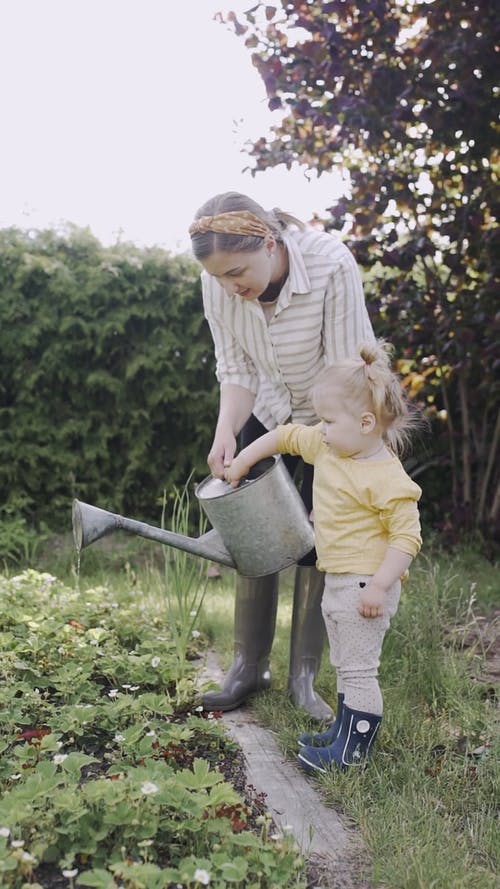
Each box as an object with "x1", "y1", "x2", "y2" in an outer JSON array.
[
  {"x1": 0, "y1": 226, "x2": 218, "y2": 531},
  {"x1": 222, "y1": 0, "x2": 499, "y2": 538},
  {"x1": 1, "y1": 1, "x2": 499, "y2": 551}
]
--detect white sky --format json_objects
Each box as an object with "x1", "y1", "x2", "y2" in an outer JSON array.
[{"x1": 0, "y1": 0, "x2": 344, "y2": 253}]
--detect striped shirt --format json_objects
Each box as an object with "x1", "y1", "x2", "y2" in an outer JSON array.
[{"x1": 201, "y1": 226, "x2": 375, "y2": 429}]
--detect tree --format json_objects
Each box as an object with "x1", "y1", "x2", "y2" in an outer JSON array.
[{"x1": 221, "y1": 0, "x2": 499, "y2": 538}]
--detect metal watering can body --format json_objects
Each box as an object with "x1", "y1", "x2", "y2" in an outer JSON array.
[{"x1": 72, "y1": 456, "x2": 315, "y2": 577}]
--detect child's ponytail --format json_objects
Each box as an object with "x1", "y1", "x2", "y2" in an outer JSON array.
[
  {"x1": 359, "y1": 341, "x2": 422, "y2": 455},
  {"x1": 313, "y1": 339, "x2": 424, "y2": 457}
]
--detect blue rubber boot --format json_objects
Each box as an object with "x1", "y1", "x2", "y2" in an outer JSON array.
[
  {"x1": 297, "y1": 693, "x2": 345, "y2": 749},
  {"x1": 297, "y1": 704, "x2": 381, "y2": 774}
]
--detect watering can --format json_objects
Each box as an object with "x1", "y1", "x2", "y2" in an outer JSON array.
[{"x1": 72, "y1": 456, "x2": 315, "y2": 577}]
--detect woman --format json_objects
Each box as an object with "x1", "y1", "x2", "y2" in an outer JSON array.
[{"x1": 189, "y1": 191, "x2": 375, "y2": 720}]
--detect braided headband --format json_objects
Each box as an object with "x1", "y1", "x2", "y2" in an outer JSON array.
[{"x1": 188, "y1": 210, "x2": 270, "y2": 238}]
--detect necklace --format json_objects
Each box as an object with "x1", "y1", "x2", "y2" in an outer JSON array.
[{"x1": 259, "y1": 248, "x2": 289, "y2": 303}]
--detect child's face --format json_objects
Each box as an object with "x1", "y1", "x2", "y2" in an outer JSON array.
[{"x1": 314, "y1": 386, "x2": 367, "y2": 458}]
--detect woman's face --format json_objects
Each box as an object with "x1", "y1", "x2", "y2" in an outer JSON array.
[{"x1": 201, "y1": 242, "x2": 274, "y2": 300}]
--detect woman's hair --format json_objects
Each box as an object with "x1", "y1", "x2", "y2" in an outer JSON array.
[
  {"x1": 312, "y1": 340, "x2": 423, "y2": 456},
  {"x1": 189, "y1": 191, "x2": 305, "y2": 260}
]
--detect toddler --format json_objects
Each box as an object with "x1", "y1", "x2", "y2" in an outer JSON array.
[{"x1": 224, "y1": 339, "x2": 422, "y2": 773}]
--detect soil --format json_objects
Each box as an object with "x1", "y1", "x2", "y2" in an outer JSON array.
[{"x1": 30, "y1": 723, "x2": 302, "y2": 889}]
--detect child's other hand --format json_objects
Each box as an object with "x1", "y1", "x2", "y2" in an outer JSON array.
[
  {"x1": 358, "y1": 583, "x2": 385, "y2": 619},
  {"x1": 224, "y1": 455, "x2": 250, "y2": 488}
]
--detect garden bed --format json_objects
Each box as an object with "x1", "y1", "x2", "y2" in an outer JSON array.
[{"x1": 0, "y1": 570, "x2": 305, "y2": 889}]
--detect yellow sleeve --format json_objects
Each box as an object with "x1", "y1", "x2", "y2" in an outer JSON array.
[
  {"x1": 276, "y1": 423, "x2": 323, "y2": 465},
  {"x1": 380, "y1": 495, "x2": 422, "y2": 558}
]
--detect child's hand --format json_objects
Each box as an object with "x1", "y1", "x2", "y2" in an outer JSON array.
[
  {"x1": 224, "y1": 454, "x2": 250, "y2": 488},
  {"x1": 358, "y1": 582, "x2": 385, "y2": 619}
]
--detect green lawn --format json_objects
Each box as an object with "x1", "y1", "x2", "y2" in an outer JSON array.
[{"x1": 201, "y1": 543, "x2": 499, "y2": 889}]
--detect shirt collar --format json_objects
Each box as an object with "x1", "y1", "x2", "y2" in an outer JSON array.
[
  {"x1": 282, "y1": 231, "x2": 311, "y2": 295},
  {"x1": 272, "y1": 231, "x2": 310, "y2": 315}
]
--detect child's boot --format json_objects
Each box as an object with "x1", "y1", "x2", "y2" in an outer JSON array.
[
  {"x1": 297, "y1": 704, "x2": 381, "y2": 774},
  {"x1": 297, "y1": 693, "x2": 344, "y2": 748}
]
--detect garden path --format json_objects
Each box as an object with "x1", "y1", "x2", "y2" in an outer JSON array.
[{"x1": 200, "y1": 650, "x2": 371, "y2": 889}]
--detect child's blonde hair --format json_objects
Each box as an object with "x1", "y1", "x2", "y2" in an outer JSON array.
[{"x1": 312, "y1": 340, "x2": 421, "y2": 456}]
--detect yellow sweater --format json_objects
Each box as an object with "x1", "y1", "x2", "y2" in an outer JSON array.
[{"x1": 277, "y1": 423, "x2": 422, "y2": 575}]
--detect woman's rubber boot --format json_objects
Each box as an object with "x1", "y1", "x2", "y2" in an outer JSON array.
[
  {"x1": 202, "y1": 573, "x2": 279, "y2": 712},
  {"x1": 297, "y1": 693, "x2": 345, "y2": 748},
  {"x1": 287, "y1": 566, "x2": 334, "y2": 721},
  {"x1": 297, "y1": 704, "x2": 382, "y2": 774}
]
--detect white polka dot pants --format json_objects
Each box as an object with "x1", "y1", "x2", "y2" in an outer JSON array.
[{"x1": 321, "y1": 573, "x2": 401, "y2": 715}]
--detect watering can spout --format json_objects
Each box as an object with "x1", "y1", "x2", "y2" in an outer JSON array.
[
  {"x1": 72, "y1": 458, "x2": 315, "y2": 577},
  {"x1": 72, "y1": 499, "x2": 236, "y2": 569}
]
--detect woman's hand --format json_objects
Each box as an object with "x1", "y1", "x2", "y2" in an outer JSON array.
[
  {"x1": 207, "y1": 429, "x2": 237, "y2": 479},
  {"x1": 208, "y1": 384, "x2": 255, "y2": 478}
]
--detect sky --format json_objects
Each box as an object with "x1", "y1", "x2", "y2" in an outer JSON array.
[{"x1": 0, "y1": 0, "x2": 345, "y2": 253}]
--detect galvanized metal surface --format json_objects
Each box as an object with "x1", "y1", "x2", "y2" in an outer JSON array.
[
  {"x1": 72, "y1": 456, "x2": 314, "y2": 577},
  {"x1": 72, "y1": 499, "x2": 236, "y2": 567},
  {"x1": 196, "y1": 456, "x2": 315, "y2": 577}
]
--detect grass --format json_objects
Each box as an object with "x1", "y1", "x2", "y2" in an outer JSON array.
[
  {"x1": 3, "y1": 531, "x2": 498, "y2": 889},
  {"x1": 200, "y1": 546, "x2": 500, "y2": 889}
]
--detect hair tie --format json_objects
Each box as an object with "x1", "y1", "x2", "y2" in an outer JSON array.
[{"x1": 363, "y1": 360, "x2": 375, "y2": 382}]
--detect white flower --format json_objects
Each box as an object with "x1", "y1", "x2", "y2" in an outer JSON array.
[
  {"x1": 10, "y1": 774, "x2": 22, "y2": 781},
  {"x1": 146, "y1": 729, "x2": 156, "y2": 737},
  {"x1": 0, "y1": 827, "x2": 10, "y2": 837},
  {"x1": 11, "y1": 840, "x2": 25, "y2": 848},
  {"x1": 191, "y1": 629, "x2": 201, "y2": 639},
  {"x1": 40, "y1": 572, "x2": 57, "y2": 584},
  {"x1": 108, "y1": 689, "x2": 119, "y2": 698},
  {"x1": 22, "y1": 851, "x2": 36, "y2": 862},
  {"x1": 140, "y1": 781, "x2": 159, "y2": 795},
  {"x1": 195, "y1": 705, "x2": 204, "y2": 712},
  {"x1": 151, "y1": 656, "x2": 160, "y2": 668},
  {"x1": 129, "y1": 685, "x2": 140, "y2": 691},
  {"x1": 62, "y1": 868, "x2": 79, "y2": 878},
  {"x1": 53, "y1": 754, "x2": 68, "y2": 765},
  {"x1": 194, "y1": 869, "x2": 211, "y2": 885},
  {"x1": 114, "y1": 734, "x2": 125, "y2": 743}
]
